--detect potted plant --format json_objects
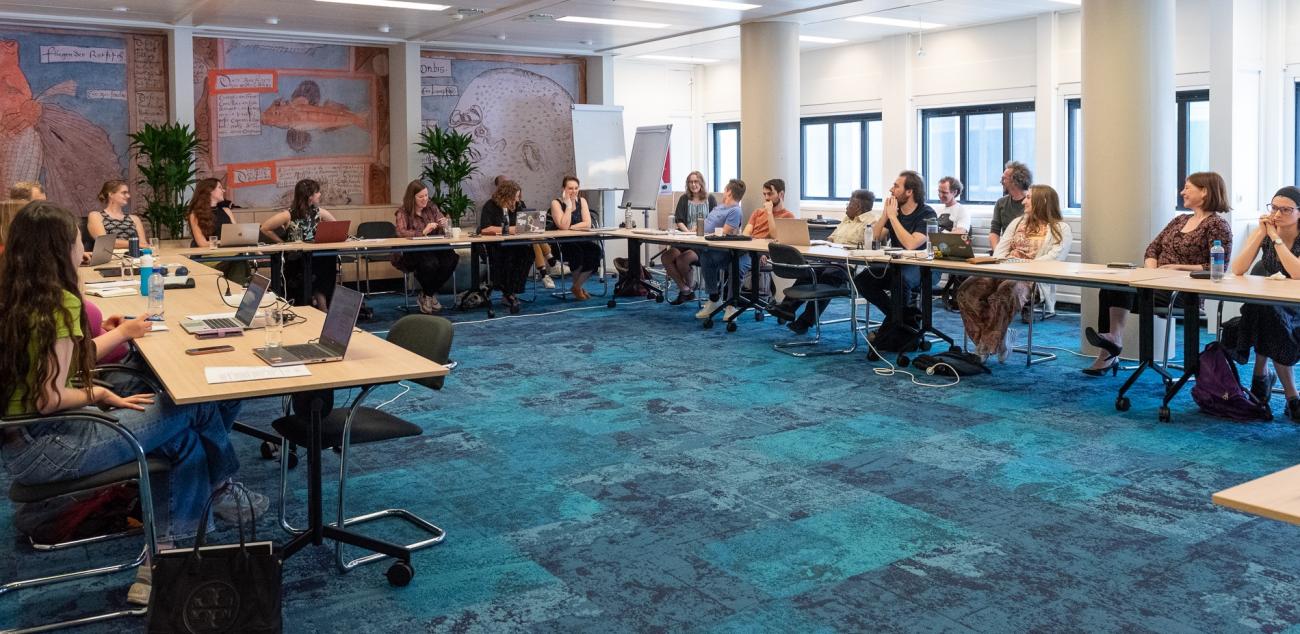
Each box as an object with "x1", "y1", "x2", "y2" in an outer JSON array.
[
  {"x1": 129, "y1": 122, "x2": 203, "y2": 240},
  {"x1": 417, "y1": 125, "x2": 479, "y2": 229}
]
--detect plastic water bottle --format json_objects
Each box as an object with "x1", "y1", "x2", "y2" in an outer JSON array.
[
  {"x1": 925, "y1": 219, "x2": 939, "y2": 258},
  {"x1": 147, "y1": 269, "x2": 164, "y2": 320},
  {"x1": 139, "y1": 249, "x2": 153, "y2": 296},
  {"x1": 624, "y1": 208, "x2": 635, "y2": 229},
  {"x1": 1210, "y1": 239, "x2": 1225, "y2": 282},
  {"x1": 863, "y1": 223, "x2": 874, "y2": 249}
]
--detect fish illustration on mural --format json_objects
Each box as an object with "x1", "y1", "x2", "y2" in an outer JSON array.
[
  {"x1": 0, "y1": 40, "x2": 122, "y2": 214},
  {"x1": 261, "y1": 80, "x2": 368, "y2": 152}
]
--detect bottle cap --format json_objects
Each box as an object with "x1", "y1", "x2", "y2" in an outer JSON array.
[{"x1": 1213, "y1": 240, "x2": 1221, "y2": 246}]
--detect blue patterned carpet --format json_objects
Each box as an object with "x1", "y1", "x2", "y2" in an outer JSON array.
[{"x1": 6, "y1": 278, "x2": 1300, "y2": 632}]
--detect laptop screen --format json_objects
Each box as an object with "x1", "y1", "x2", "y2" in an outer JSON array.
[
  {"x1": 319, "y1": 285, "x2": 362, "y2": 352},
  {"x1": 235, "y1": 274, "x2": 271, "y2": 326}
]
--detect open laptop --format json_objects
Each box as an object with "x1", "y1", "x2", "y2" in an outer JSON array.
[
  {"x1": 179, "y1": 274, "x2": 270, "y2": 336},
  {"x1": 931, "y1": 232, "x2": 975, "y2": 260},
  {"x1": 311, "y1": 220, "x2": 351, "y2": 244},
  {"x1": 254, "y1": 285, "x2": 362, "y2": 367},
  {"x1": 771, "y1": 217, "x2": 811, "y2": 246},
  {"x1": 516, "y1": 209, "x2": 545, "y2": 234},
  {"x1": 81, "y1": 234, "x2": 116, "y2": 266},
  {"x1": 220, "y1": 223, "x2": 261, "y2": 247}
]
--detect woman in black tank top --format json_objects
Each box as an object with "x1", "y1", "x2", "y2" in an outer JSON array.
[{"x1": 548, "y1": 176, "x2": 602, "y2": 301}]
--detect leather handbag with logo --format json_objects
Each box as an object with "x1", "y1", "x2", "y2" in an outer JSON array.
[{"x1": 147, "y1": 483, "x2": 282, "y2": 634}]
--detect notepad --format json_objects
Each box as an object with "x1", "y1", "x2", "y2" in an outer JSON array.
[
  {"x1": 85, "y1": 286, "x2": 139, "y2": 298},
  {"x1": 204, "y1": 365, "x2": 311, "y2": 384}
]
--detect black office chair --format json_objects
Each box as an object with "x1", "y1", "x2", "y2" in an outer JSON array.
[
  {"x1": 273, "y1": 314, "x2": 453, "y2": 579},
  {"x1": 77, "y1": 216, "x2": 96, "y2": 252},
  {"x1": 768, "y1": 243, "x2": 858, "y2": 356},
  {"x1": 351, "y1": 221, "x2": 398, "y2": 296},
  {"x1": 1, "y1": 409, "x2": 161, "y2": 632}
]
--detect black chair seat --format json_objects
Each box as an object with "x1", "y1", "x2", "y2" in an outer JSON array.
[
  {"x1": 272, "y1": 407, "x2": 422, "y2": 449},
  {"x1": 10, "y1": 457, "x2": 170, "y2": 504},
  {"x1": 783, "y1": 284, "x2": 850, "y2": 301}
]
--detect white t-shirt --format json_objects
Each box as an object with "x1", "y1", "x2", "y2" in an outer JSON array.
[{"x1": 941, "y1": 202, "x2": 970, "y2": 234}]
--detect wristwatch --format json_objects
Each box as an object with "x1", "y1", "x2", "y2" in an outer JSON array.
[{"x1": 1274, "y1": 237, "x2": 1285, "y2": 245}]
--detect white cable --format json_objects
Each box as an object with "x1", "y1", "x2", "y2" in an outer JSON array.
[
  {"x1": 372, "y1": 382, "x2": 412, "y2": 410},
  {"x1": 451, "y1": 298, "x2": 653, "y2": 326}
]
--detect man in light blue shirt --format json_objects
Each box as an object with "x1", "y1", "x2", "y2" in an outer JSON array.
[{"x1": 695, "y1": 179, "x2": 746, "y2": 319}]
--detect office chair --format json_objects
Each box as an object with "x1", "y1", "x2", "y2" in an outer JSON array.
[
  {"x1": 273, "y1": 314, "x2": 453, "y2": 577},
  {"x1": 1011, "y1": 282, "x2": 1058, "y2": 366},
  {"x1": 768, "y1": 243, "x2": 858, "y2": 356},
  {"x1": 351, "y1": 221, "x2": 398, "y2": 296}
]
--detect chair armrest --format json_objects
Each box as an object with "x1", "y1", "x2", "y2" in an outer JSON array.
[{"x1": 94, "y1": 364, "x2": 163, "y2": 393}]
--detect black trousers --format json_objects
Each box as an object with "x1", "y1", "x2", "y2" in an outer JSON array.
[
  {"x1": 559, "y1": 241, "x2": 603, "y2": 274},
  {"x1": 785, "y1": 266, "x2": 849, "y2": 326},
  {"x1": 1096, "y1": 288, "x2": 1174, "y2": 333},
  {"x1": 486, "y1": 245, "x2": 532, "y2": 295},
  {"x1": 399, "y1": 251, "x2": 459, "y2": 296},
  {"x1": 286, "y1": 255, "x2": 338, "y2": 303}
]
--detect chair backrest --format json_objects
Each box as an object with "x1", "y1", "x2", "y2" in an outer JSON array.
[
  {"x1": 358, "y1": 221, "x2": 397, "y2": 240},
  {"x1": 387, "y1": 314, "x2": 453, "y2": 390},
  {"x1": 77, "y1": 216, "x2": 95, "y2": 252},
  {"x1": 1251, "y1": 259, "x2": 1269, "y2": 276},
  {"x1": 767, "y1": 242, "x2": 811, "y2": 281}
]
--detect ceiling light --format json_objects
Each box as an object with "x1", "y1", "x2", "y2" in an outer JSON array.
[
  {"x1": 378, "y1": 24, "x2": 391, "y2": 32},
  {"x1": 847, "y1": 15, "x2": 944, "y2": 29},
  {"x1": 557, "y1": 16, "x2": 669, "y2": 29},
  {"x1": 1050, "y1": 0, "x2": 1081, "y2": 4},
  {"x1": 580, "y1": 40, "x2": 594, "y2": 46},
  {"x1": 314, "y1": 0, "x2": 449, "y2": 11},
  {"x1": 800, "y1": 35, "x2": 846, "y2": 44},
  {"x1": 638, "y1": 55, "x2": 719, "y2": 64},
  {"x1": 496, "y1": 33, "x2": 507, "y2": 40},
  {"x1": 637, "y1": 0, "x2": 759, "y2": 9},
  {"x1": 265, "y1": 16, "x2": 280, "y2": 24},
  {"x1": 111, "y1": 5, "x2": 129, "y2": 11}
]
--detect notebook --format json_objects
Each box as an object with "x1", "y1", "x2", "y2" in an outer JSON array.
[
  {"x1": 179, "y1": 274, "x2": 270, "y2": 336},
  {"x1": 254, "y1": 285, "x2": 362, "y2": 367}
]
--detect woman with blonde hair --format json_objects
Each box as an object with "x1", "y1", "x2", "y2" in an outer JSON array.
[
  {"x1": 662, "y1": 171, "x2": 715, "y2": 304},
  {"x1": 88, "y1": 180, "x2": 149, "y2": 249}
]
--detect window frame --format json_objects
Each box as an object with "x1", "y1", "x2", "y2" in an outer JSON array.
[
  {"x1": 1067, "y1": 98, "x2": 1081, "y2": 209},
  {"x1": 919, "y1": 101, "x2": 1036, "y2": 205},
  {"x1": 711, "y1": 121, "x2": 741, "y2": 191},
  {"x1": 1176, "y1": 89, "x2": 1209, "y2": 210},
  {"x1": 798, "y1": 112, "x2": 883, "y2": 202}
]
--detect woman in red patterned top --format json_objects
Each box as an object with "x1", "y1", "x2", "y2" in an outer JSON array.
[
  {"x1": 392, "y1": 179, "x2": 460, "y2": 314},
  {"x1": 1082, "y1": 171, "x2": 1233, "y2": 375}
]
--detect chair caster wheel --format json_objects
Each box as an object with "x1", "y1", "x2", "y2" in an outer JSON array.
[
  {"x1": 1115, "y1": 397, "x2": 1131, "y2": 412},
  {"x1": 260, "y1": 441, "x2": 277, "y2": 460},
  {"x1": 608, "y1": 299, "x2": 617, "y2": 308},
  {"x1": 386, "y1": 560, "x2": 414, "y2": 587},
  {"x1": 1158, "y1": 406, "x2": 1171, "y2": 423},
  {"x1": 867, "y1": 349, "x2": 880, "y2": 361},
  {"x1": 754, "y1": 312, "x2": 763, "y2": 322},
  {"x1": 287, "y1": 452, "x2": 298, "y2": 469},
  {"x1": 726, "y1": 321, "x2": 738, "y2": 333},
  {"x1": 702, "y1": 318, "x2": 714, "y2": 329},
  {"x1": 897, "y1": 355, "x2": 910, "y2": 367},
  {"x1": 948, "y1": 345, "x2": 962, "y2": 354},
  {"x1": 508, "y1": 304, "x2": 521, "y2": 315},
  {"x1": 919, "y1": 339, "x2": 932, "y2": 351},
  {"x1": 655, "y1": 295, "x2": 664, "y2": 303},
  {"x1": 487, "y1": 309, "x2": 496, "y2": 319},
  {"x1": 776, "y1": 318, "x2": 786, "y2": 325}
]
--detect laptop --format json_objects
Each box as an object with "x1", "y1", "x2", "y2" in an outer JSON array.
[
  {"x1": 931, "y1": 232, "x2": 975, "y2": 260},
  {"x1": 81, "y1": 234, "x2": 116, "y2": 266},
  {"x1": 254, "y1": 285, "x2": 362, "y2": 367},
  {"x1": 179, "y1": 274, "x2": 270, "y2": 336},
  {"x1": 220, "y1": 223, "x2": 261, "y2": 247},
  {"x1": 311, "y1": 220, "x2": 351, "y2": 244},
  {"x1": 771, "y1": 217, "x2": 811, "y2": 246},
  {"x1": 516, "y1": 210, "x2": 545, "y2": 234}
]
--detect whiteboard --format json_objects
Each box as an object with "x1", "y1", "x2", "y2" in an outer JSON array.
[
  {"x1": 571, "y1": 105, "x2": 629, "y2": 190},
  {"x1": 623, "y1": 125, "x2": 672, "y2": 210}
]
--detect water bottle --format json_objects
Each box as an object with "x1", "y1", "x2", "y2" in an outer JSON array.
[
  {"x1": 624, "y1": 208, "x2": 635, "y2": 229},
  {"x1": 147, "y1": 269, "x2": 164, "y2": 320},
  {"x1": 863, "y1": 223, "x2": 874, "y2": 249},
  {"x1": 127, "y1": 235, "x2": 140, "y2": 258},
  {"x1": 925, "y1": 219, "x2": 939, "y2": 257},
  {"x1": 695, "y1": 208, "x2": 705, "y2": 237},
  {"x1": 1210, "y1": 239, "x2": 1225, "y2": 282},
  {"x1": 139, "y1": 249, "x2": 153, "y2": 296}
]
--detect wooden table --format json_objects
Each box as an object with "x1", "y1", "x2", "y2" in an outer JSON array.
[{"x1": 1213, "y1": 464, "x2": 1300, "y2": 525}]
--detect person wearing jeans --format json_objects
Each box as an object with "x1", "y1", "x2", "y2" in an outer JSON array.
[{"x1": 695, "y1": 178, "x2": 746, "y2": 319}]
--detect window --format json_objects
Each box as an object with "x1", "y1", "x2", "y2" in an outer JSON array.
[
  {"x1": 1067, "y1": 98, "x2": 1081, "y2": 208},
  {"x1": 711, "y1": 122, "x2": 740, "y2": 191},
  {"x1": 1177, "y1": 90, "x2": 1209, "y2": 208},
  {"x1": 799, "y1": 113, "x2": 883, "y2": 201},
  {"x1": 920, "y1": 102, "x2": 1036, "y2": 204}
]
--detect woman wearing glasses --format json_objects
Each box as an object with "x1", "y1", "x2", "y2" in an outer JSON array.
[
  {"x1": 1229, "y1": 187, "x2": 1300, "y2": 420},
  {"x1": 1082, "y1": 172, "x2": 1232, "y2": 376}
]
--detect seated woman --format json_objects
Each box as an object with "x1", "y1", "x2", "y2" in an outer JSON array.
[
  {"x1": 260, "y1": 179, "x2": 339, "y2": 310},
  {"x1": 663, "y1": 171, "x2": 715, "y2": 305},
  {"x1": 548, "y1": 176, "x2": 603, "y2": 300},
  {"x1": 186, "y1": 178, "x2": 251, "y2": 284},
  {"x1": 392, "y1": 179, "x2": 459, "y2": 314},
  {"x1": 1229, "y1": 186, "x2": 1300, "y2": 420},
  {"x1": 8, "y1": 180, "x2": 45, "y2": 204},
  {"x1": 1083, "y1": 172, "x2": 1233, "y2": 375},
  {"x1": 956, "y1": 184, "x2": 1072, "y2": 363},
  {"x1": 479, "y1": 180, "x2": 532, "y2": 313},
  {"x1": 0, "y1": 201, "x2": 251, "y2": 605},
  {"x1": 88, "y1": 180, "x2": 150, "y2": 250}
]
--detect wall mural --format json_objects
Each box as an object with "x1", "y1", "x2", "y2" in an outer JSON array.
[
  {"x1": 194, "y1": 37, "x2": 390, "y2": 208},
  {"x1": 0, "y1": 26, "x2": 168, "y2": 215},
  {"x1": 419, "y1": 50, "x2": 584, "y2": 218}
]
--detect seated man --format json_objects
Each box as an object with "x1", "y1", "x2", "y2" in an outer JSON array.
[
  {"x1": 854, "y1": 170, "x2": 936, "y2": 334},
  {"x1": 771, "y1": 189, "x2": 875, "y2": 333},
  {"x1": 937, "y1": 176, "x2": 970, "y2": 235},
  {"x1": 695, "y1": 179, "x2": 746, "y2": 319},
  {"x1": 736, "y1": 178, "x2": 796, "y2": 295}
]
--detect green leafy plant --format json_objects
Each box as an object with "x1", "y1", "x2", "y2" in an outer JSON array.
[
  {"x1": 129, "y1": 122, "x2": 203, "y2": 239},
  {"x1": 417, "y1": 125, "x2": 479, "y2": 227}
]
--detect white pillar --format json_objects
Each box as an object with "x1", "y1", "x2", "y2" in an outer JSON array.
[
  {"x1": 389, "y1": 42, "x2": 421, "y2": 203},
  {"x1": 880, "y1": 34, "x2": 916, "y2": 187},
  {"x1": 1035, "y1": 13, "x2": 1061, "y2": 188},
  {"x1": 739, "y1": 21, "x2": 800, "y2": 214},
  {"x1": 167, "y1": 28, "x2": 194, "y2": 127},
  {"x1": 1209, "y1": 0, "x2": 1266, "y2": 252}
]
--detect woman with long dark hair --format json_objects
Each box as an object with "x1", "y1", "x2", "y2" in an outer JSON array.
[
  {"x1": 548, "y1": 176, "x2": 603, "y2": 300},
  {"x1": 392, "y1": 179, "x2": 459, "y2": 313},
  {"x1": 479, "y1": 179, "x2": 532, "y2": 313},
  {"x1": 185, "y1": 178, "x2": 251, "y2": 283},
  {"x1": 260, "y1": 179, "x2": 340, "y2": 309}
]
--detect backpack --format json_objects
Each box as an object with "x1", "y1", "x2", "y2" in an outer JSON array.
[
  {"x1": 1190, "y1": 341, "x2": 1273, "y2": 421},
  {"x1": 14, "y1": 482, "x2": 140, "y2": 544},
  {"x1": 869, "y1": 308, "x2": 923, "y2": 352},
  {"x1": 613, "y1": 257, "x2": 656, "y2": 297},
  {"x1": 454, "y1": 285, "x2": 490, "y2": 310},
  {"x1": 912, "y1": 350, "x2": 992, "y2": 377}
]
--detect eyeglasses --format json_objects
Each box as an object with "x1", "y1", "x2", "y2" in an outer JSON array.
[{"x1": 1267, "y1": 204, "x2": 1300, "y2": 214}]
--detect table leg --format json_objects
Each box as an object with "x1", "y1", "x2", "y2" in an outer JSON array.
[
  {"x1": 1115, "y1": 287, "x2": 1173, "y2": 412},
  {"x1": 918, "y1": 264, "x2": 953, "y2": 348},
  {"x1": 1158, "y1": 290, "x2": 1202, "y2": 421},
  {"x1": 301, "y1": 251, "x2": 314, "y2": 307}
]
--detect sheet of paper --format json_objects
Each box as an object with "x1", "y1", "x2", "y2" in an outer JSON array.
[
  {"x1": 204, "y1": 365, "x2": 311, "y2": 385},
  {"x1": 84, "y1": 279, "x2": 138, "y2": 288},
  {"x1": 85, "y1": 287, "x2": 139, "y2": 298}
]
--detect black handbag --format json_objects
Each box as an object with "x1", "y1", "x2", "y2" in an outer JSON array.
[{"x1": 147, "y1": 483, "x2": 282, "y2": 634}]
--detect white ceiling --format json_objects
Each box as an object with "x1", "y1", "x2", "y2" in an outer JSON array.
[{"x1": 0, "y1": 0, "x2": 1080, "y2": 60}]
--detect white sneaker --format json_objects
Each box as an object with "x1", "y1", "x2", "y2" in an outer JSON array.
[
  {"x1": 998, "y1": 328, "x2": 1016, "y2": 364},
  {"x1": 541, "y1": 275, "x2": 556, "y2": 289},
  {"x1": 696, "y1": 300, "x2": 720, "y2": 319},
  {"x1": 723, "y1": 306, "x2": 739, "y2": 321},
  {"x1": 548, "y1": 262, "x2": 571, "y2": 276}
]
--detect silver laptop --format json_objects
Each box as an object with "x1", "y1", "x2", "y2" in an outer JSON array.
[
  {"x1": 254, "y1": 285, "x2": 361, "y2": 367},
  {"x1": 220, "y1": 223, "x2": 261, "y2": 247},
  {"x1": 81, "y1": 234, "x2": 116, "y2": 266},
  {"x1": 516, "y1": 209, "x2": 545, "y2": 234},
  {"x1": 771, "y1": 217, "x2": 811, "y2": 246},
  {"x1": 180, "y1": 274, "x2": 270, "y2": 336}
]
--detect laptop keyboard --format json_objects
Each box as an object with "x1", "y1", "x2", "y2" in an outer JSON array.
[{"x1": 204, "y1": 317, "x2": 243, "y2": 330}]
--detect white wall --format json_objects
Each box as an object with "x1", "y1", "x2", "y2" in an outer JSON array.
[{"x1": 612, "y1": 59, "x2": 699, "y2": 193}]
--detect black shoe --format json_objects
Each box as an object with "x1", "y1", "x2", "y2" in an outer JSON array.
[
  {"x1": 1251, "y1": 371, "x2": 1276, "y2": 404},
  {"x1": 669, "y1": 291, "x2": 696, "y2": 306},
  {"x1": 787, "y1": 320, "x2": 810, "y2": 335},
  {"x1": 1287, "y1": 397, "x2": 1300, "y2": 423},
  {"x1": 1081, "y1": 356, "x2": 1120, "y2": 377},
  {"x1": 768, "y1": 302, "x2": 798, "y2": 322},
  {"x1": 1084, "y1": 327, "x2": 1122, "y2": 358}
]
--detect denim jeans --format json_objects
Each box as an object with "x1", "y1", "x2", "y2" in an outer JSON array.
[
  {"x1": 699, "y1": 248, "x2": 732, "y2": 296},
  {"x1": 2, "y1": 398, "x2": 242, "y2": 543},
  {"x1": 853, "y1": 262, "x2": 921, "y2": 324}
]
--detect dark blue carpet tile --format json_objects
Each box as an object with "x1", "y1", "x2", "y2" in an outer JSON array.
[{"x1": 5, "y1": 281, "x2": 1300, "y2": 632}]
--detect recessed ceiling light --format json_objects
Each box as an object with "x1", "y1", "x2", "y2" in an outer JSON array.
[
  {"x1": 378, "y1": 24, "x2": 391, "y2": 32},
  {"x1": 496, "y1": 33, "x2": 507, "y2": 40},
  {"x1": 557, "y1": 16, "x2": 670, "y2": 29},
  {"x1": 265, "y1": 16, "x2": 280, "y2": 24},
  {"x1": 580, "y1": 40, "x2": 594, "y2": 46},
  {"x1": 313, "y1": 0, "x2": 449, "y2": 11},
  {"x1": 847, "y1": 15, "x2": 944, "y2": 29},
  {"x1": 637, "y1": 0, "x2": 759, "y2": 9},
  {"x1": 800, "y1": 35, "x2": 846, "y2": 44},
  {"x1": 111, "y1": 5, "x2": 129, "y2": 11},
  {"x1": 1050, "y1": 0, "x2": 1081, "y2": 4},
  {"x1": 638, "y1": 55, "x2": 719, "y2": 64}
]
